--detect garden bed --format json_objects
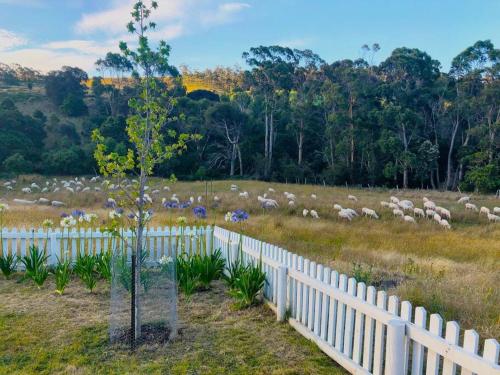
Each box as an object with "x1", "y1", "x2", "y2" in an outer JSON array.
[{"x1": 0, "y1": 276, "x2": 346, "y2": 374}]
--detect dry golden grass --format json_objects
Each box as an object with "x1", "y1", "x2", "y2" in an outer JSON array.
[{"x1": 1, "y1": 176, "x2": 499, "y2": 340}]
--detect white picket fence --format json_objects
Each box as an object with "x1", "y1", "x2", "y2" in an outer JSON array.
[
  {"x1": 0, "y1": 226, "x2": 210, "y2": 264},
  {"x1": 212, "y1": 226, "x2": 500, "y2": 375},
  {"x1": 1, "y1": 225, "x2": 499, "y2": 374}
]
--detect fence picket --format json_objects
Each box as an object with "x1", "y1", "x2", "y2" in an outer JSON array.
[
  {"x1": 343, "y1": 277, "x2": 357, "y2": 357},
  {"x1": 400, "y1": 301, "x2": 413, "y2": 374},
  {"x1": 412, "y1": 307, "x2": 428, "y2": 375},
  {"x1": 313, "y1": 264, "x2": 323, "y2": 336},
  {"x1": 483, "y1": 339, "x2": 500, "y2": 366},
  {"x1": 334, "y1": 274, "x2": 348, "y2": 351},
  {"x1": 352, "y1": 282, "x2": 366, "y2": 364},
  {"x1": 327, "y1": 270, "x2": 339, "y2": 345},
  {"x1": 320, "y1": 267, "x2": 331, "y2": 341},
  {"x1": 301, "y1": 259, "x2": 310, "y2": 326},
  {"x1": 461, "y1": 330, "x2": 479, "y2": 375},
  {"x1": 307, "y1": 261, "x2": 317, "y2": 331},
  {"x1": 362, "y1": 286, "x2": 377, "y2": 371},
  {"x1": 425, "y1": 314, "x2": 443, "y2": 375},
  {"x1": 372, "y1": 291, "x2": 387, "y2": 375}
]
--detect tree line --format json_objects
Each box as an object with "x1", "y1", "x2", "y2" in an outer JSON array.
[{"x1": 0, "y1": 40, "x2": 498, "y2": 192}]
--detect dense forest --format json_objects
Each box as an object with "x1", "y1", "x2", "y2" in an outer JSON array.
[{"x1": 0, "y1": 40, "x2": 498, "y2": 192}]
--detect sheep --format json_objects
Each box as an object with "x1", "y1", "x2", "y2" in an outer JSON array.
[
  {"x1": 66, "y1": 187, "x2": 74, "y2": 193},
  {"x1": 493, "y1": 207, "x2": 500, "y2": 214},
  {"x1": 345, "y1": 208, "x2": 358, "y2": 217},
  {"x1": 30, "y1": 183, "x2": 40, "y2": 190},
  {"x1": 288, "y1": 200, "x2": 295, "y2": 206},
  {"x1": 21, "y1": 187, "x2": 32, "y2": 194},
  {"x1": 390, "y1": 196, "x2": 399, "y2": 204},
  {"x1": 426, "y1": 209, "x2": 436, "y2": 218},
  {"x1": 310, "y1": 210, "x2": 320, "y2": 219},
  {"x1": 82, "y1": 187, "x2": 90, "y2": 192},
  {"x1": 433, "y1": 213, "x2": 442, "y2": 224},
  {"x1": 424, "y1": 200, "x2": 436, "y2": 210},
  {"x1": 13, "y1": 199, "x2": 36, "y2": 205},
  {"x1": 152, "y1": 189, "x2": 160, "y2": 195},
  {"x1": 37, "y1": 198, "x2": 50, "y2": 205},
  {"x1": 423, "y1": 197, "x2": 429, "y2": 203},
  {"x1": 163, "y1": 186, "x2": 170, "y2": 191},
  {"x1": 51, "y1": 200, "x2": 65, "y2": 207},
  {"x1": 393, "y1": 209, "x2": 404, "y2": 217},
  {"x1": 388, "y1": 202, "x2": 399, "y2": 210},
  {"x1": 413, "y1": 208, "x2": 425, "y2": 218},
  {"x1": 457, "y1": 196, "x2": 471, "y2": 204},
  {"x1": 268, "y1": 188, "x2": 276, "y2": 193},
  {"x1": 487, "y1": 213, "x2": 500, "y2": 223},
  {"x1": 333, "y1": 204, "x2": 343, "y2": 211},
  {"x1": 403, "y1": 215, "x2": 416, "y2": 224},
  {"x1": 94, "y1": 187, "x2": 101, "y2": 192},
  {"x1": 258, "y1": 195, "x2": 278, "y2": 208},
  {"x1": 302, "y1": 209, "x2": 309, "y2": 217},
  {"x1": 362, "y1": 207, "x2": 379, "y2": 219},
  {"x1": 465, "y1": 203, "x2": 478, "y2": 211},
  {"x1": 480, "y1": 206, "x2": 490, "y2": 216},
  {"x1": 398, "y1": 200, "x2": 414, "y2": 210},
  {"x1": 189, "y1": 196, "x2": 194, "y2": 203},
  {"x1": 284, "y1": 192, "x2": 296, "y2": 200},
  {"x1": 439, "y1": 219, "x2": 451, "y2": 229},
  {"x1": 41, "y1": 187, "x2": 48, "y2": 193},
  {"x1": 311, "y1": 194, "x2": 317, "y2": 200},
  {"x1": 348, "y1": 194, "x2": 358, "y2": 202},
  {"x1": 380, "y1": 201, "x2": 390, "y2": 208},
  {"x1": 230, "y1": 184, "x2": 238, "y2": 192},
  {"x1": 6, "y1": 186, "x2": 12, "y2": 190},
  {"x1": 338, "y1": 209, "x2": 353, "y2": 221},
  {"x1": 440, "y1": 208, "x2": 451, "y2": 220},
  {"x1": 239, "y1": 191, "x2": 249, "y2": 199}
]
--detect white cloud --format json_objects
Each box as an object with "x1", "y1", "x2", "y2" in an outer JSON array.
[
  {"x1": 42, "y1": 39, "x2": 118, "y2": 56},
  {"x1": 201, "y1": 2, "x2": 251, "y2": 26},
  {"x1": 0, "y1": 29, "x2": 28, "y2": 51},
  {"x1": 276, "y1": 37, "x2": 314, "y2": 49}
]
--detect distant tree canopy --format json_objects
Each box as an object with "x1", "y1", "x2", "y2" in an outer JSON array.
[{"x1": 0, "y1": 40, "x2": 498, "y2": 192}]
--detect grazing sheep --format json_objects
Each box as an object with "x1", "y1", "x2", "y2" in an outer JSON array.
[
  {"x1": 37, "y1": 198, "x2": 50, "y2": 204},
  {"x1": 424, "y1": 200, "x2": 436, "y2": 210},
  {"x1": 82, "y1": 187, "x2": 90, "y2": 192},
  {"x1": 465, "y1": 203, "x2": 478, "y2": 211},
  {"x1": 426, "y1": 209, "x2": 436, "y2": 218},
  {"x1": 21, "y1": 187, "x2": 32, "y2": 194},
  {"x1": 288, "y1": 200, "x2": 295, "y2": 206},
  {"x1": 338, "y1": 209, "x2": 353, "y2": 221},
  {"x1": 403, "y1": 215, "x2": 416, "y2": 224},
  {"x1": 333, "y1": 204, "x2": 343, "y2": 211},
  {"x1": 171, "y1": 196, "x2": 180, "y2": 204},
  {"x1": 311, "y1": 194, "x2": 317, "y2": 200},
  {"x1": 393, "y1": 208, "x2": 404, "y2": 217},
  {"x1": 302, "y1": 209, "x2": 309, "y2": 217},
  {"x1": 189, "y1": 196, "x2": 195, "y2": 203},
  {"x1": 13, "y1": 199, "x2": 36, "y2": 205},
  {"x1": 258, "y1": 196, "x2": 278, "y2": 208},
  {"x1": 345, "y1": 208, "x2": 358, "y2": 217},
  {"x1": 390, "y1": 196, "x2": 399, "y2": 204},
  {"x1": 457, "y1": 196, "x2": 471, "y2": 204},
  {"x1": 94, "y1": 187, "x2": 101, "y2": 192},
  {"x1": 348, "y1": 194, "x2": 358, "y2": 202},
  {"x1": 310, "y1": 210, "x2": 319, "y2": 219},
  {"x1": 268, "y1": 188, "x2": 276, "y2": 193},
  {"x1": 440, "y1": 208, "x2": 451, "y2": 220},
  {"x1": 413, "y1": 208, "x2": 425, "y2": 218},
  {"x1": 433, "y1": 213, "x2": 442, "y2": 223},
  {"x1": 41, "y1": 187, "x2": 48, "y2": 193},
  {"x1": 239, "y1": 191, "x2": 249, "y2": 199},
  {"x1": 284, "y1": 192, "x2": 296, "y2": 200},
  {"x1": 152, "y1": 189, "x2": 160, "y2": 194},
  {"x1": 423, "y1": 197, "x2": 429, "y2": 203},
  {"x1": 66, "y1": 187, "x2": 74, "y2": 193},
  {"x1": 380, "y1": 201, "x2": 390, "y2": 208},
  {"x1": 493, "y1": 207, "x2": 500, "y2": 214},
  {"x1": 398, "y1": 200, "x2": 414, "y2": 210},
  {"x1": 163, "y1": 186, "x2": 170, "y2": 191},
  {"x1": 439, "y1": 219, "x2": 451, "y2": 229},
  {"x1": 362, "y1": 207, "x2": 379, "y2": 219},
  {"x1": 214, "y1": 196, "x2": 220, "y2": 202},
  {"x1": 230, "y1": 184, "x2": 238, "y2": 192},
  {"x1": 388, "y1": 202, "x2": 399, "y2": 209},
  {"x1": 51, "y1": 200, "x2": 65, "y2": 207},
  {"x1": 487, "y1": 213, "x2": 500, "y2": 223},
  {"x1": 30, "y1": 183, "x2": 40, "y2": 190},
  {"x1": 480, "y1": 206, "x2": 490, "y2": 216}
]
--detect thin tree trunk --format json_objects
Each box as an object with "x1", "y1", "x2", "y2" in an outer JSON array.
[
  {"x1": 298, "y1": 120, "x2": 304, "y2": 166},
  {"x1": 237, "y1": 145, "x2": 243, "y2": 176},
  {"x1": 230, "y1": 143, "x2": 236, "y2": 176},
  {"x1": 446, "y1": 116, "x2": 460, "y2": 190}
]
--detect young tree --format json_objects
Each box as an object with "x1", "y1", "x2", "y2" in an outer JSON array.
[{"x1": 92, "y1": 1, "x2": 198, "y2": 345}]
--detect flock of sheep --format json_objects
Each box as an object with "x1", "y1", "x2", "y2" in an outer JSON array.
[{"x1": 1, "y1": 178, "x2": 499, "y2": 230}]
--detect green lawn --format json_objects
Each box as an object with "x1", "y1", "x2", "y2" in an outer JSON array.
[{"x1": 0, "y1": 276, "x2": 346, "y2": 375}]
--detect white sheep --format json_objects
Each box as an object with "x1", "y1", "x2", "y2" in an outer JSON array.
[
  {"x1": 345, "y1": 208, "x2": 358, "y2": 217},
  {"x1": 311, "y1": 194, "x2": 317, "y2": 200},
  {"x1": 493, "y1": 207, "x2": 500, "y2": 214},
  {"x1": 239, "y1": 191, "x2": 249, "y2": 199},
  {"x1": 51, "y1": 200, "x2": 65, "y2": 207},
  {"x1": 268, "y1": 187, "x2": 276, "y2": 193},
  {"x1": 21, "y1": 187, "x2": 32, "y2": 194},
  {"x1": 258, "y1": 195, "x2": 278, "y2": 208},
  {"x1": 426, "y1": 209, "x2": 436, "y2": 218},
  {"x1": 433, "y1": 213, "x2": 442, "y2": 223},
  {"x1": 338, "y1": 209, "x2": 353, "y2": 221},
  {"x1": 398, "y1": 200, "x2": 414, "y2": 210},
  {"x1": 380, "y1": 201, "x2": 390, "y2": 208},
  {"x1": 13, "y1": 199, "x2": 36, "y2": 205},
  {"x1": 163, "y1": 186, "x2": 170, "y2": 191},
  {"x1": 440, "y1": 208, "x2": 451, "y2": 220},
  {"x1": 310, "y1": 210, "x2": 319, "y2": 219},
  {"x1": 189, "y1": 196, "x2": 195, "y2": 203},
  {"x1": 333, "y1": 204, "x2": 343, "y2": 211},
  {"x1": 465, "y1": 203, "x2": 478, "y2": 211},
  {"x1": 30, "y1": 183, "x2": 40, "y2": 190},
  {"x1": 480, "y1": 206, "x2": 490, "y2": 216},
  {"x1": 388, "y1": 202, "x2": 399, "y2": 209},
  {"x1": 457, "y1": 196, "x2": 470, "y2": 204},
  {"x1": 37, "y1": 198, "x2": 50, "y2": 204},
  {"x1": 41, "y1": 187, "x2": 48, "y2": 193},
  {"x1": 487, "y1": 213, "x2": 500, "y2": 223},
  {"x1": 152, "y1": 189, "x2": 160, "y2": 195},
  {"x1": 284, "y1": 192, "x2": 296, "y2": 200},
  {"x1": 393, "y1": 209, "x2": 404, "y2": 217},
  {"x1": 66, "y1": 187, "x2": 74, "y2": 193},
  {"x1": 423, "y1": 197, "x2": 429, "y2": 203},
  {"x1": 197, "y1": 196, "x2": 203, "y2": 203},
  {"x1": 302, "y1": 209, "x2": 309, "y2": 217},
  {"x1": 423, "y1": 200, "x2": 436, "y2": 210},
  {"x1": 348, "y1": 194, "x2": 358, "y2": 202},
  {"x1": 82, "y1": 187, "x2": 90, "y2": 192},
  {"x1": 288, "y1": 200, "x2": 295, "y2": 206},
  {"x1": 439, "y1": 219, "x2": 451, "y2": 229},
  {"x1": 230, "y1": 184, "x2": 238, "y2": 192},
  {"x1": 413, "y1": 208, "x2": 425, "y2": 218},
  {"x1": 390, "y1": 196, "x2": 399, "y2": 204},
  {"x1": 362, "y1": 207, "x2": 379, "y2": 219},
  {"x1": 403, "y1": 215, "x2": 416, "y2": 224}
]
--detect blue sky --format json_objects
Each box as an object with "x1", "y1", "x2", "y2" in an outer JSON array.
[{"x1": 0, "y1": 0, "x2": 499, "y2": 74}]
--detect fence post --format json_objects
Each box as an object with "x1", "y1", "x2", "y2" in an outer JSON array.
[
  {"x1": 385, "y1": 319, "x2": 406, "y2": 375},
  {"x1": 229, "y1": 241, "x2": 239, "y2": 266},
  {"x1": 205, "y1": 226, "x2": 212, "y2": 255},
  {"x1": 49, "y1": 230, "x2": 58, "y2": 265},
  {"x1": 277, "y1": 265, "x2": 288, "y2": 322}
]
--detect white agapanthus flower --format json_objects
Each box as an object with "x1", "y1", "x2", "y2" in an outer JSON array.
[
  {"x1": 60, "y1": 216, "x2": 76, "y2": 228},
  {"x1": 109, "y1": 210, "x2": 122, "y2": 220},
  {"x1": 159, "y1": 255, "x2": 174, "y2": 265},
  {"x1": 42, "y1": 219, "x2": 54, "y2": 228},
  {"x1": 224, "y1": 211, "x2": 232, "y2": 222},
  {"x1": 80, "y1": 213, "x2": 98, "y2": 223}
]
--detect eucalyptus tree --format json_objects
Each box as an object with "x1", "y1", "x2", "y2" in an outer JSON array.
[{"x1": 92, "y1": 1, "x2": 197, "y2": 344}]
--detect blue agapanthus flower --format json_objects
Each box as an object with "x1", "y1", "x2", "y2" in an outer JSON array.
[
  {"x1": 193, "y1": 206, "x2": 207, "y2": 219},
  {"x1": 163, "y1": 201, "x2": 178, "y2": 209},
  {"x1": 60, "y1": 212, "x2": 69, "y2": 218},
  {"x1": 72, "y1": 209, "x2": 85, "y2": 218},
  {"x1": 231, "y1": 209, "x2": 249, "y2": 222},
  {"x1": 179, "y1": 201, "x2": 192, "y2": 209},
  {"x1": 115, "y1": 207, "x2": 124, "y2": 215},
  {"x1": 104, "y1": 200, "x2": 116, "y2": 208}
]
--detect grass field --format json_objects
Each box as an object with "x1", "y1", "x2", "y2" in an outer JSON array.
[
  {"x1": 1, "y1": 176, "x2": 499, "y2": 342},
  {"x1": 0, "y1": 277, "x2": 345, "y2": 375}
]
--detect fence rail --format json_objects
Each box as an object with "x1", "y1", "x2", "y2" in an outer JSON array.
[
  {"x1": 1, "y1": 225, "x2": 499, "y2": 374},
  {"x1": 213, "y1": 226, "x2": 500, "y2": 375}
]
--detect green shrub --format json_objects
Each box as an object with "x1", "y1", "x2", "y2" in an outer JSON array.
[
  {"x1": 74, "y1": 254, "x2": 98, "y2": 293},
  {"x1": 52, "y1": 257, "x2": 71, "y2": 295},
  {"x1": 176, "y1": 256, "x2": 199, "y2": 296},
  {"x1": 223, "y1": 259, "x2": 247, "y2": 290},
  {"x1": 0, "y1": 254, "x2": 17, "y2": 279},
  {"x1": 20, "y1": 246, "x2": 49, "y2": 288},
  {"x1": 352, "y1": 263, "x2": 373, "y2": 285},
  {"x1": 229, "y1": 262, "x2": 266, "y2": 309},
  {"x1": 194, "y1": 249, "x2": 225, "y2": 289}
]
